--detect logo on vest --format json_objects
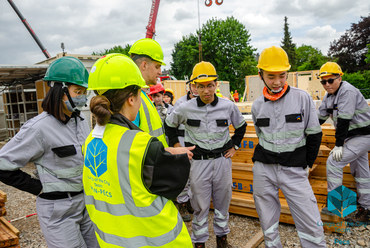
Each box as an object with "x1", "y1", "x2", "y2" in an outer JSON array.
[
  {"x1": 328, "y1": 185, "x2": 357, "y2": 217},
  {"x1": 85, "y1": 138, "x2": 108, "y2": 177}
]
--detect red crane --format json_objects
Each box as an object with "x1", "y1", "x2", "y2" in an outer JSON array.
[
  {"x1": 7, "y1": 0, "x2": 50, "y2": 58},
  {"x1": 145, "y1": 0, "x2": 161, "y2": 39}
]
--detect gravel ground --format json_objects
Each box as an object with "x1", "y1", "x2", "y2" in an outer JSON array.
[{"x1": 1, "y1": 162, "x2": 369, "y2": 247}]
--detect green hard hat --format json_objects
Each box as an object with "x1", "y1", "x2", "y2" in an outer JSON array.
[
  {"x1": 129, "y1": 38, "x2": 166, "y2": 66},
  {"x1": 43, "y1": 56, "x2": 89, "y2": 88},
  {"x1": 88, "y1": 53, "x2": 148, "y2": 95}
]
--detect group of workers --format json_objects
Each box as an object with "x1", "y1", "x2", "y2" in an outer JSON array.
[{"x1": 0, "y1": 36, "x2": 368, "y2": 248}]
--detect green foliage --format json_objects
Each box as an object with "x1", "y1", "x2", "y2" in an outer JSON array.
[
  {"x1": 366, "y1": 44, "x2": 370, "y2": 64},
  {"x1": 328, "y1": 14, "x2": 370, "y2": 73},
  {"x1": 296, "y1": 45, "x2": 330, "y2": 71},
  {"x1": 170, "y1": 16, "x2": 257, "y2": 93},
  {"x1": 342, "y1": 70, "x2": 370, "y2": 99},
  {"x1": 281, "y1": 16, "x2": 297, "y2": 71},
  {"x1": 92, "y1": 44, "x2": 131, "y2": 56}
]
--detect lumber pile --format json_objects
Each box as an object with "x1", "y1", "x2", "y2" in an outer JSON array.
[
  {"x1": 225, "y1": 121, "x2": 369, "y2": 233},
  {"x1": 0, "y1": 190, "x2": 20, "y2": 248}
]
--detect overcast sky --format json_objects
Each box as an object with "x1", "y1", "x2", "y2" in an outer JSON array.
[{"x1": 1, "y1": 0, "x2": 369, "y2": 74}]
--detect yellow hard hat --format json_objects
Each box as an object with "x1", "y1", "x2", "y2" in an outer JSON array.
[
  {"x1": 165, "y1": 88, "x2": 174, "y2": 95},
  {"x1": 128, "y1": 38, "x2": 166, "y2": 66},
  {"x1": 189, "y1": 61, "x2": 218, "y2": 84},
  {"x1": 257, "y1": 46, "x2": 291, "y2": 72},
  {"x1": 88, "y1": 53, "x2": 148, "y2": 95},
  {"x1": 318, "y1": 62, "x2": 344, "y2": 78}
]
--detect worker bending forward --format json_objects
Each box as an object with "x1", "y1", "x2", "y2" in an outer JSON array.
[
  {"x1": 84, "y1": 54, "x2": 193, "y2": 247},
  {"x1": 318, "y1": 62, "x2": 370, "y2": 223},
  {"x1": 0, "y1": 57, "x2": 98, "y2": 248},
  {"x1": 252, "y1": 46, "x2": 326, "y2": 248},
  {"x1": 165, "y1": 61, "x2": 247, "y2": 248}
]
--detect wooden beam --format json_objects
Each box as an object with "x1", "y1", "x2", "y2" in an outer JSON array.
[{"x1": 243, "y1": 230, "x2": 264, "y2": 248}]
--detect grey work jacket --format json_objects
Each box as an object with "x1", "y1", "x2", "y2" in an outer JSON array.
[
  {"x1": 318, "y1": 81, "x2": 370, "y2": 146},
  {"x1": 252, "y1": 86, "x2": 322, "y2": 167},
  {"x1": 165, "y1": 95, "x2": 246, "y2": 155},
  {"x1": 0, "y1": 111, "x2": 90, "y2": 194}
]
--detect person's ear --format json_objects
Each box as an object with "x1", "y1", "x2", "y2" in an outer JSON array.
[
  {"x1": 140, "y1": 60, "x2": 148, "y2": 71},
  {"x1": 127, "y1": 95, "x2": 135, "y2": 107}
]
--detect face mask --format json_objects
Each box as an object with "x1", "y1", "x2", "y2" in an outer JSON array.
[
  {"x1": 64, "y1": 94, "x2": 87, "y2": 112},
  {"x1": 271, "y1": 87, "x2": 283, "y2": 93}
]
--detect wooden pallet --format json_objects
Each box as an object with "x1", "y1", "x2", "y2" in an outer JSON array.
[
  {"x1": 0, "y1": 217, "x2": 19, "y2": 248},
  {"x1": 0, "y1": 191, "x2": 6, "y2": 218},
  {"x1": 227, "y1": 123, "x2": 368, "y2": 234}
]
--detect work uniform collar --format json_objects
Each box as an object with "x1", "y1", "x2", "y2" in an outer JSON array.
[
  {"x1": 61, "y1": 112, "x2": 78, "y2": 125},
  {"x1": 264, "y1": 85, "x2": 291, "y2": 102},
  {"x1": 187, "y1": 91, "x2": 192, "y2": 100},
  {"x1": 110, "y1": 114, "x2": 142, "y2": 131},
  {"x1": 197, "y1": 94, "x2": 218, "y2": 107},
  {"x1": 154, "y1": 102, "x2": 169, "y2": 108},
  {"x1": 328, "y1": 82, "x2": 343, "y2": 96}
]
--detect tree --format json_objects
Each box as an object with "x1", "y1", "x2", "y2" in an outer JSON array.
[
  {"x1": 92, "y1": 44, "x2": 131, "y2": 56},
  {"x1": 171, "y1": 16, "x2": 257, "y2": 92},
  {"x1": 281, "y1": 16, "x2": 297, "y2": 71},
  {"x1": 328, "y1": 14, "x2": 370, "y2": 73},
  {"x1": 365, "y1": 44, "x2": 370, "y2": 64},
  {"x1": 296, "y1": 45, "x2": 330, "y2": 71}
]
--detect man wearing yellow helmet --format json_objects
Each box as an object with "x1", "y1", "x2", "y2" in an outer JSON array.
[
  {"x1": 129, "y1": 38, "x2": 168, "y2": 146},
  {"x1": 165, "y1": 61, "x2": 247, "y2": 248},
  {"x1": 216, "y1": 88, "x2": 223, "y2": 98},
  {"x1": 317, "y1": 62, "x2": 370, "y2": 224},
  {"x1": 252, "y1": 46, "x2": 326, "y2": 247}
]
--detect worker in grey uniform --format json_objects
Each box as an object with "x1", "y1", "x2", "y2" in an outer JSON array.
[
  {"x1": 172, "y1": 79, "x2": 199, "y2": 222},
  {"x1": 0, "y1": 57, "x2": 99, "y2": 248},
  {"x1": 252, "y1": 46, "x2": 326, "y2": 248},
  {"x1": 165, "y1": 61, "x2": 247, "y2": 248},
  {"x1": 317, "y1": 62, "x2": 370, "y2": 223}
]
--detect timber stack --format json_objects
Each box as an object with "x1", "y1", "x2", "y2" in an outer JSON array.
[
  {"x1": 226, "y1": 121, "x2": 368, "y2": 233},
  {"x1": 0, "y1": 190, "x2": 20, "y2": 248}
]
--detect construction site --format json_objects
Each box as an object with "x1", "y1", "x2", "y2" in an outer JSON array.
[{"x1": 1, "y1": 0, "x2": 370, "y2": 248}]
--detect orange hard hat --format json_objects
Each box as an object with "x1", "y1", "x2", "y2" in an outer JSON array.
[{"x1": 149, "y1": 83, "x2": 165, "y2": 95}]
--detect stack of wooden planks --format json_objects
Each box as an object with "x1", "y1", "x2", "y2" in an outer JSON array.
[
  {"x1": 225, "y1": 122, "x2": 368, "y2": 233},
  {"x1": 0, "y1": 190, "x2": 20, "y2": 248}
]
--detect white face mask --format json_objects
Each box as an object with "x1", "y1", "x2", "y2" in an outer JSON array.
[{"x1": 271, "y1": 87, "x2": 283, "y2": 93}]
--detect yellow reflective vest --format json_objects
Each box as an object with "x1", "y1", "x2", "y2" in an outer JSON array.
[
  {"x1": 139, "y1": 91, "x2": 168, "y2": 147},
  {"x1": 83, "y1": 123, "x2": 191, "y2": 247}
]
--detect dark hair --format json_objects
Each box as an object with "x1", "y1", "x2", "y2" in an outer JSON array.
[
  {"x1": 164, "y1": 92, "x2": 173, "y2": 104},
  {"x1": 90, "y1": 85, "x2": 141, "y2": 126},
  {"x1": 42, "y1": 82, "x2": 70, "y2": 121},
  {"x1": 130, "y1": 53, "x2": 153, "y2": 67}
]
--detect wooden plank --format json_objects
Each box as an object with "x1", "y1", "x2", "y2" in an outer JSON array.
[
  {"x1": 0, "y1": 217, "x2": 19, "y2": 247},
  {"x1": 243, "y1": 230, "x2": 264, "y2": 248}
]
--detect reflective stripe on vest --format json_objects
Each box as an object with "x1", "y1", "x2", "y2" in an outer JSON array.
[
  {"x1": 83, "y1": 124, "x2": 191, "y2": 247},
  {"x1": 139, "y1": 91, "x2": 168, "y2": 147}
]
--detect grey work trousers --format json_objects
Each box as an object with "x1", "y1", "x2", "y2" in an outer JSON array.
[
  {"x1": 36, "y1": 193, "x2": 99, "y2": 248},
  {"x1": 177, "y1": 137, "x2": 191, "y2": 204},
  {"x1": 327, "y1": 134, "x2": 370, "y2": 209},
  {"x1": 190, "y1": 156, "x2": 232, "y2": 243},
  {"x1": 253, "y1": 161, "x2": 326, "y2": 248}
]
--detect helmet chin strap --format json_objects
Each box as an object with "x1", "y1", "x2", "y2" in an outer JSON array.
[
  {"x1": 62, "y1": 82, "x2": 84, "y2": 120},
  {"x1": 259, "y1": 71, "x2": 283, "y2": 94}
]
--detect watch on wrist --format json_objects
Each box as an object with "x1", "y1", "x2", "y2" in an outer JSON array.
[{"x1": 234, "y1": 145, "x2": 240, "y2": 150}]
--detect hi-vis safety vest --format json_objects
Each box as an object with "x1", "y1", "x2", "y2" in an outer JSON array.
[
  {"x1": 83, "y1": 123, "x2": 191, "y2": 248},
  {"x1": 139, "y1": 91, "x2": 168, "y2": 147}
]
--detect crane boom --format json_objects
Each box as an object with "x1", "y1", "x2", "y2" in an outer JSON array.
[
  {"x1": 7, "y1": 0, "x2": 50, "y2": 58},
  {"x1": 145, "y1": 0, "x2": 161, "y2": 39}
]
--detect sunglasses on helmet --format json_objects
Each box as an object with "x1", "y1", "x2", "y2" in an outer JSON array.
[{"x1": 320, "y1": 75, "x2": 340, "y2": 85}]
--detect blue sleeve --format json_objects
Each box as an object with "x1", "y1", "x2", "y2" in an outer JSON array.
[{"x1": 133, "y1": 112, "x2": 140, "y2": 127}]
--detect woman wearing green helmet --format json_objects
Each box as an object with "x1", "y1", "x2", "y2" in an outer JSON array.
[
  {"x1": 83, "y1": 53, "x2": 193, "y2": 247},
  {"x1": 0, "y1": 56, "x2": 99, "y2": 248}
]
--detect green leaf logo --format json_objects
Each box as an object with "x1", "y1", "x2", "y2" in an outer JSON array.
[
  {"x1": 328, "y1": 185, "x2": 357, "y2": 217},
  {"x1": 84, "y1": 138, "x2": 108, "y2": 177}
]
